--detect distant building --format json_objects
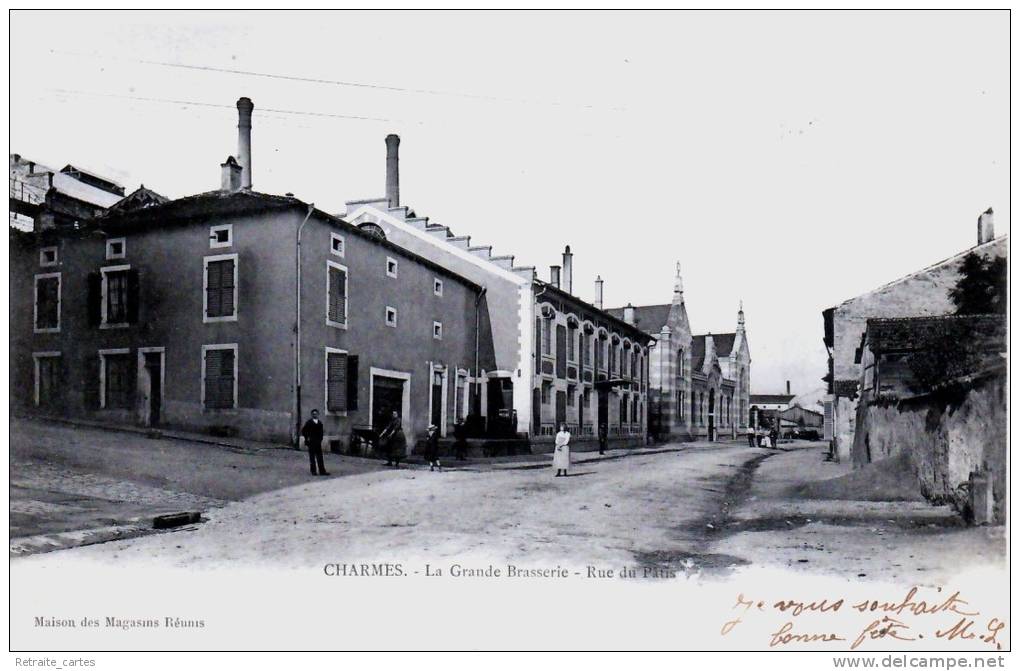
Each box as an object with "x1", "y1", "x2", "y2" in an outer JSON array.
[
  {"x1": 10, "y1": 154, "x2": 127, "y2": 231},
  {"x1": 822, "y1": 210, "x2": 1007, "y2": 462},
  {"x1": 607, "y1": 265, "x2": 750, "y2": 442}
]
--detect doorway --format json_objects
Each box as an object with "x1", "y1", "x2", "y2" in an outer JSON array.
[
  {"x1": 430, "y1": 368, "x2": 444, "y2": 432},
  {"x1": 708, "y1": 388, "x2": 716, "y2": 442},
  {"x1": 372, "y1": 376, "x2": 405, "y2": 431},
  {"x1": 597, "y1": 387, "x2": 609, "y2": 434},
  {"x1": 137, "y1": 347, "x2": 164, "y2": 427}
]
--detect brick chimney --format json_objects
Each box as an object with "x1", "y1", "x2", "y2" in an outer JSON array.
[
  {"x1": 594, "y1": 275, "x2": 604, "y2": 309},
  {"x1": 623, "y1": 303, "x2": 635, "y2": 325},
  {"x1": 386, "y1": 134, "x2": 400, "y2": 208},
  {"x1": 221, "y1": 156, "x2": 242, "y2": 192},
  {"x1": 549, "y1": 265, "x2": 561, "y2": 288},
  {"x1": 786, "y1": 380, "x2": 791, "y2": 395},
  {"x1": 236, "y1": 97, "x2": 254, "y2": 189},
  {"x1": 562, "y1": 245, "x2": 573, "y2": 294},
  {"x1": 977, "y1": 207, "x2": 994, "y2": 245}
]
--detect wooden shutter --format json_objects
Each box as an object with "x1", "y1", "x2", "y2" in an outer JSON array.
[
  {"x1": 555, "y1": 325, "x2": 567, "y2": 378},
  {"x1": 87, "y1": 272, "x2": 102, "y2": 327},
  {"x1": 126, "y1": 268, "x2": 140, "y2": 323},
  {"x1": 206, "y1": 261, "x2": 222, "y2": 317},
  {"x1": 328, "y1": 266, "x2": 346, "y2": 323},
  {"x1": 207, "y1": 259, "x2": 235, "y2": 318},
  {"x1": 535, "y1": 317, "x2": 541, "y2": 357},
  {"x1": 326, "y1": 351, "x2": 347, "y2": 412},
  {"x1": 204, "y1": 348, "x2": 235, "y2": 409},
  {"x1": 346, "y1": 355, "x2": 359, "y2": 410}
]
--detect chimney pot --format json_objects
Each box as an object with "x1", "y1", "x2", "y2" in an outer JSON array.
[
  {"x1": 385, "y1": 134, "x2": 401, "y2": 208},
  {"x1": 623, "y1": 303, "x2": 635, "y2": 325},
  {"x1": 977, "y1": 207, "x2": 995, "y2": 245},
  {"x1": 550, "y1": 265, "x2": 561, "y2": 288},
  {"x1": 562, "y1": 245, "x2": 574, "y2": 295},
  {"x1": 236, "y1": 97, "x2": 254, "y2": 189},
  {"x1": 594, "y1": 275, "x2": 604, "y2": 310},
  {"x1": 220, "y1": 156, "x2": 242, "y2": 192}
]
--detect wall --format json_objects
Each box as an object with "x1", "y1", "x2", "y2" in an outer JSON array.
[
  {"x1": 851, "y1": 373, "x2": 1006, "y2": 522},
  {"x1": 830, "y1": 236, "x2": 1007, "y2": 461}
]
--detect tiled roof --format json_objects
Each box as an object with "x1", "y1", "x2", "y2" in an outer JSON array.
[
  {"x1": 750, "y1": 394, "x2": 796, "y2": 405},
  {"x1": 106, "y1": 186, "x2": 170, "y2": 213},
  {"x1": 605, "y1": 303, "x2": 672, "y2": 334}
]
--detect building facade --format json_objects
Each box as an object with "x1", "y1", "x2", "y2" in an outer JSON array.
[
  {"x1": 822, "y1": 211, "x2": 1007, "y2": 462},
  {"x1": 10, "y1": 154, "x2": 127, "y2": 232},
  {"x1": 607, "y1": 266, "x2": 750, "y2": 442}
]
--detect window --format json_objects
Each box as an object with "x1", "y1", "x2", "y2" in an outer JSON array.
[
  {"x1": 103, "y1": 266, "x2": 130, "y2": 326},
  {"x1": 385, "y1": 306, "x2": 397, "y2": 328},
  {"x1": 326, "y1": 348, "x2": 347, "y2": 413},
  {"x1": 567, "y1": 326, "x2": 576, "y2": 362},
  {"x1": 567, "y1": 384, "x2": 576, "y2": 407},
  {"x1": 386, "y1": 257, "x2": 398, "y2": 278},
  {"x1": 541, "y1": 381, "x2": 552, "y2": 405},
  {"x1": 330, "y1": 232, "x2": 345, "y2": 257},
  {"x1": 621, "y1": 395, "x2": 628, "y2": 423},
  {"x1": 39, "y1": 247, "x2": 58, "y2": 267},
  {"x1": 455, "y1": 372, "x2": 468, "y2": 422},
  {"x1": 106, "y1": 238, "x2": 126, "y2": 260},
  {"x1": 202, "y1": 344, "x2": 237, "y2": 410},
  {"x1": 34, "y1": 273, "x2": 61, "y2": 333},
  {"x1": 327, "y1": 261, "x2": 348, "y2": 328},
  {"x1": 542, "y1": 318, "x2": 552, "y2": 355},
  {"x1": 609, "y1": 344, "x2": 617, "y2": 374},
  {"x1": 434, "y1": 278, "x2": 443, "y2": 296},
  {"x1": 33, "y1": 352, "x2": 61, "y2": 406},
  {"x1": 100, "y1": 349, "x2": 132, "y2": 409},
  {"x1": 433, "y1": 321, "x2": 443, "y2": 340},
  {"x1": 204, "y1": 254, "x2": 238, "y2": 322},
  {"x1": 210, "y1": 224, "x2": 232, "y2": 248},
  {"x1": 582, "y1": 332, "x2": 591, "y2": 366}
]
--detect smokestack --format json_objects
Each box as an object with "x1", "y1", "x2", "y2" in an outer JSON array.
[
  {"x1": 236, "y1": 97, "x2": 254, "y2": 189},
  {"x1": 385, "y1": 134, "x2": 400, "y2": 208},
  {"x1": 220, "y1": 156, "x2": 242, "y2": 192},
  {"x1": 977, "y1": 207, "x2": 995, "y2": 245},
  {"x1": 594, "y1": 275, "x2": 604, "y2": 309},
  {"x1": 786, "y1": 380, "x2": 791, "y2": 395},
  {"x1": 549, "y1": 265, "x2": 561, "y2": 288},
  {"x1": 562, "y1": 245, "x2": 573, "y2": 294},
  {"x1": 623, "y1": 303, "x2": 635, "y2": 325}
]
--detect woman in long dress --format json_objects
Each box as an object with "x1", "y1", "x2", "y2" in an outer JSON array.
[{"x1": 553, "y1": 423, "x2": 571, "y2": 477}]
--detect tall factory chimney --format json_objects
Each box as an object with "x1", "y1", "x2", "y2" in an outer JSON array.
[
  {"x1": 386, "y1": 134, "x2": 401, "y2": 208},
  {"x1": 562, "y1": 245, "x2": 573, "y2": 294},
  {"x1": 594, "y1": 275, "x2": 604, "y2": 309},
  {"x1": 236, "y1": 97, "x2": 254, "y2": 189}
]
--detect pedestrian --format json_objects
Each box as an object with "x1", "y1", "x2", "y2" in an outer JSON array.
[
  {"x1": 379, "y1": 411, "x2": 407, "y2": 468},
  {"x1": 553, "y1": 422, "x2": 571, "y2": 477},
  {"x1": 746, "y1": 425, "x2": 755, "y2": 448},
  {"x1": 424, "y1": 424, "x2": 441, "y2": 472},
  {"x1": 598, "y1": 423, "x2": 608, "y2": 455},
  {"x1": 453, "y1": 419, "x2": 468, "y2": 461},
  {"x1": 761, "y1": 427, "x2": 772, "y2": 449},
  {"x1": 770, "y1": 426, "x2": 780, "y2": 449},
  {"x1": 301, "y1": 409, "x2": 329, "y2": 476}
]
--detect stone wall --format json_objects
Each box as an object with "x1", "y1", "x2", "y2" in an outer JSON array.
[{"x1": 852, "y1": 372, "x2": 1006, "y2": 522}]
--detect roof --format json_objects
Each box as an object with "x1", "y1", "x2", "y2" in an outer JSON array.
[
  {"x1": 689, "y1": 333, "x2": 737, "y2": 370},
  {"x1": 750, "y1": 394, "x2": 795, "y2": 405},
  {"x1": 106, "y1": 186, "x2": 170, "y2": 214},
  {"x1": 534, "y1": 281, "x2": 656, "y2": 345},
  {"x1": 864, "y1": 314, "x2": 1006, "y2": 354},
  {"x1": 89, "y1": 189, "x2": 483, "y2": 291},
  {"x1": 604, "y1": 303, "x2": 672, "y2": 335}
]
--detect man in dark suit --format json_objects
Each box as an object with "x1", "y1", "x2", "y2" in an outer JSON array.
[{"x1": 301, "y1": 409, "x2": 329, "y2": 476}]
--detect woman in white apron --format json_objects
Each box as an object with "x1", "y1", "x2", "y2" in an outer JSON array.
[{"x1": 553, "y1": 423, "x2": 571, "y2": 477}]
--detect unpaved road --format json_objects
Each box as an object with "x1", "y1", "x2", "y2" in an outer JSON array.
[{"x1": 18, "y1": 441, "x2": 773, "y2": 572}]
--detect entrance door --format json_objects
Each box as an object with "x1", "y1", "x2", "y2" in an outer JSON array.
[
  {"x1": 431, "y1": 370, "x2": 444, "y2": 429},
  {"x1": 144, "y1": 353, "x2": 162, "y2": 426},
  {"x1": 708, "y1": 389, "x2": 716, "y2": 442},
  {"x1": 555, "y1": 390, "x2": 567, "y2": 428},
  {"x1": 372, "y1": 376, "x2": 405, "y2": 431},
  {"x1": 532, "y1": 387, "x2": 542, "y2": 435},
  {"x1": 597, "y1": 388, "x2": 609, "y2": 432}
]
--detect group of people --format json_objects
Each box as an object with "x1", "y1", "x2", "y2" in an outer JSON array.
[{"x1": 745, "y1": 424, "x2": 779, "y2": 449}]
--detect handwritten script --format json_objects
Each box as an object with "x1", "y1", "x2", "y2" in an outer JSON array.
[{"x1": 720, "y1": 587, "x2": 1006, "y2": 650}]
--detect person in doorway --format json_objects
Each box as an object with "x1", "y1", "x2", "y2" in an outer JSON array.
[
  {"x1": 553, "y1": 423, "x2": 571, "y2": 477},
  {"x1": 746, "y1": 425, "x2": 756, "y2": 448},
  {"x1": 301, "y1": 409, "x2": 329, "y2": 476},
  {"x1": 598, "y1": 423, "x2": 608, "y2": 455},
  {"x1": 380, "y1": 411, "x2": 407, "y2": 468},
  {"x1": 453, "y1": 419, "x2": 468, "y2": 461},
  {"x1": 424, "y1": 424, "x2": 441, "y2": 472}
]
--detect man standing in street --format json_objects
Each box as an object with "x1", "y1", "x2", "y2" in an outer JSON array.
[
  {"x1": 598, "y1": 423, "x2": 608, "y2": 455},
  {"x1": 746, "y1": 424, "x2": 756, "y2": 447},
  {"x1": 302, "y1": 409, "x2": 329, "y2": 476}
]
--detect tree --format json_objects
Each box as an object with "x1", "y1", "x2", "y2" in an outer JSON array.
[{"x1": 950, "y1": 253, "x2": 1007, "y2": 315}]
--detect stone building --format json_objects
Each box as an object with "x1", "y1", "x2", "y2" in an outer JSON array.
[
  {"x1": 343, "y1": 135, "x2": 653, "y2": 449},
  {"x1": 822, "y1": 210, "x2": 1008, "y2": 462},
  {"x1": 11, "y1": 99, "x2": 495, "y2": 452},
  {"x1": 607, "y1": 265, "x2": 750, "y2": 442},
  {"x1": 10, "y1": 154, "x2": 129, "y2": 231}
]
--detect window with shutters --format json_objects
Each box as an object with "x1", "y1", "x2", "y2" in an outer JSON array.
[
  {"x1": 204, "y1": 254, "x2": 238, "y2": 322},
  {"x1": 34, "y1": 273, "x2": 61, "y2": 333},
  {"x1": 202, "y1": 344, "x2": 237, "y2": 410},
  {"x1": 327, "y1": 260, "x2": 348, "y2": 328},
  {"x1": 325, "y1": 348, "x2": 348, "y2": 413},
  {"x1": 33, "y1": 352, "x2": 61, "y2": 407},
  {"x1": 100, "y1": 349, "x2": 132, "y2": 409},
  {"x1": 102, "y1": 267, "x2": 130, "y2": 326}
]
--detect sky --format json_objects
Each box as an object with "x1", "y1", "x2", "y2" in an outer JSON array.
[{"x1": 10, "y1": 10, "x2": 1009, "y2": 395}]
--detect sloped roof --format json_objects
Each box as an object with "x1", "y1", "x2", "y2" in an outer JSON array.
[
  {"x1": 750, "y1": 394, "x2": 796, "y2": 405},
  {"x1": 688, "y1": 332, "x2": 738, "y2": 371},
  {"x1": 705, "y1": 332, "x2": 737, "y2": 357},
  {"x1": 106, "y1": 186, "x2": 170, "y2": 214},
  {"x1": 605, "y1": 303, "x2": 672, "y2": 334}
]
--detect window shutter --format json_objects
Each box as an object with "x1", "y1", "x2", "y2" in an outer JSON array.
[
  {"x1": 328, "y1": 266, "x2": 347, "y2": 323},
  {"x1": 221, "y1": 259, "x2": 235, "y2": 315},
  {"x1": 326, "y1": 352, "x2": 347, "y2": 412},
  {"x1": 126, "y1": 268, "x2": 140, "y2": 323},
  {"x1": 346, "y1": 355, "x2": 359, "y2": 410},
  {"x1": 83, "y1": 354, "x2": 100, "y2": 409},
  {"x1": 87, "y1": 272, "x2": 102, "y2": 326},
  {"x1": 204, "y1": 348, "x2": 235, "y2": 409}
]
